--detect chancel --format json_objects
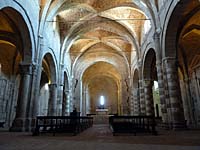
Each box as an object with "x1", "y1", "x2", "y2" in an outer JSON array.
[{"x1": 0, "y1": 0, "x2": 200, "y2": 150}]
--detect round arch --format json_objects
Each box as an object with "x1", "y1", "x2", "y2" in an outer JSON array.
[
  {"x1": 0, "y1": 2, "x2": 36, "y2": 63},
  {"x1": 0, "y1": 4, "x2": 35, "y2": 130},
  {"x1": 162, "y1": 0, "x2": 200, "y2": 58},
  {"x1": 162, "y1": 0, "x2": 200, "y2": 128},
  {"x1": 143, "y1": 48, "x2": 157, "y2": 80},
  {"x1": 41, "y1": 52, "x2": 58, "y2": 84}
]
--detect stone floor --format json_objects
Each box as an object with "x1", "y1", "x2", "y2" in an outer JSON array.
[{"x1": 0, "y1": 124, "x2": 200, "y2": 150}]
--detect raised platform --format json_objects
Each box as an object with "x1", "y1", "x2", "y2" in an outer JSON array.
[
  {"x1": 91, "y1": 114, "x2": 110, "y2": 124},
  {"x1": 96, "y1": 109, "x2": 108, "y2": 115}
]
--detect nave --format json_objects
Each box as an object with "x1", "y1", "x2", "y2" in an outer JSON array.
[{"x1": 0, "y1": 124, "x2": 200, "y2": 150}]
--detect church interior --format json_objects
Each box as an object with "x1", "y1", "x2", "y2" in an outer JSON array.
[{"x1": 0, "y1": 0, "x2": 200, "y2": 149}]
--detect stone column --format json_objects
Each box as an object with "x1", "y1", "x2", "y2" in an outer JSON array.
[
  {"x1": 181, "y1": 78, "x2": 195, "y2": 126},
  {"x1": 154, "y1": 32, "x2": 168, "y2": 127},
  {"x1": 48, "y1": 83, "x2": 57, "y2": 116},
  {"x1": 31, "y1": 36, "x2": 44, "y2": 119},
  {"x1": 62, "y1": 89, "x2": 68, "y2": 116},
  {"x1": 30, "y1": 65, "x2": 38, "y2": 117},
  {"x1": 133, "y1": 87, "x2": 140, "y2": 115},
  {"x1": 10, "y1": 63, "x2": 33, "y2": 131},
  {"x1": 144, "y1": 79, "x2": 155, "y2": 116},
  {"x1": 163, "y1": 57, "x2": 185, "y2": 129},
  {"x1": 156, "y1": 60, "x2": 169, "y2": 126},
  {"x1": 130, "y1": 91, "x2": 134, "y2": 115},
  {"x1": 139, "y1": 79, "x2": 146, "y2": 115}
]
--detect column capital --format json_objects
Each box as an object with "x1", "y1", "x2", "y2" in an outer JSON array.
[
  {"x1": 162, "y1": 57, "x2": 177, "y2": 62},
  {"x1": 143, "y1": 79, "x2": 153, "y2": 86},
  {"x1": 19, "y1": 63, "x2": 34, "y2": 75},
  {"x1": 153, "y1": 31, "x2": 161, "y2": 40},
  {"x1": 137, "y1": 60, "x2": 142, "y2": 68},
  {"x1": 48, "y1": 83, "x2": 58, "y2": 88},
  {"x1": 162, "y1": 57, "x2": 178, "y2": 68},
  {"x1": 60, "y1": 63, "x2": 64, "y2": 68},
  {"x1": 156, "y1": 60, "x2": 162, "y2": 67},
  {"x1": 32, "y1": 64, "x2": 41, "y2": 76}
]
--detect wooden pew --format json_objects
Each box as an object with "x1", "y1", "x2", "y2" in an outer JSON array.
[
  {"x1": 109, "y1": 116, "x2": 157, "y2": 136},
  {"x1": 0, "y1": 122, "x2": 5, "y2": 128},
  {"x1": 32, "y1": 116, "x2": 93, "y2": 136}
]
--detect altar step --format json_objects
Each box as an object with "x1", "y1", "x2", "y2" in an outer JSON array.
[{"x1": 92, "y1": 115, "x2": 110, "y2": 124}]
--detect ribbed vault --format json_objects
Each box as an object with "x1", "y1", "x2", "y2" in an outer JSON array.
[
  {"x1": 41, "y1": 0, "x2": 154, "y2": 113},
  {"x1": 43, "y1": 0, "x2": 153, "y2": 71}
]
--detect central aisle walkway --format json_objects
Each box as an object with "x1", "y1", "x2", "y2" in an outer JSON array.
[{"x1": 0, "y1": 124, "x2": 200, "y2": 150}]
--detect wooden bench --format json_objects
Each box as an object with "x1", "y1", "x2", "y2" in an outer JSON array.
[
  {"x1": 109, "y1": 116, "x2": 157, "y2": 136},
  {"x1": 32, "y1": 116, "x2": 93, "y2": 136},
  {"x1": 0, "y1": 122, "x2": 5, "y2": 128}
]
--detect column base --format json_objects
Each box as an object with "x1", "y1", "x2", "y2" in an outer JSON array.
[
  {"x1": 10, "y1": 118, "x2": 25, "y2": 132},
  {"x1": 172, "y1": 121, "x2": 187, "y2": 130},
  {"x1": 10, "y1": 118, "x2": 34, "y2": 132},
  {"x1": 159, "y1": 122, "x2": 170, "y2": 130}
]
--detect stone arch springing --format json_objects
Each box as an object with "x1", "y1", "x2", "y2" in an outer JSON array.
[{"x1": 0, "y1": 6, "x2": 35, "y2": 63}]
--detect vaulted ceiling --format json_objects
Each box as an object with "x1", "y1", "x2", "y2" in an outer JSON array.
[{"x1": 42, "y1": 0, "x2": 154, "y2": 82}]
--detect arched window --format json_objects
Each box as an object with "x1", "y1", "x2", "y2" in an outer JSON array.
[{"x1": 100, "y1": 95, "x2": 105, "y2": 106}]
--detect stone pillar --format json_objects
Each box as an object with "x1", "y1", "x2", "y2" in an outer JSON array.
[
  {"x1": 162, "y1": 62, "x2": 172, "y2": 128},
  {"x1": 130, "y1": 91, "x2": 134, "y2": 115},
  {"x1": 30, "y1": 65, "x2": 39, "y2": 118},
  {"x1": 139, "y1": 80, "x2": 146, "y2": 115},
  {"x1": 48, "y1": 83, "x2": 57, "y2": 116},
  {"x1": 181, "y1": 78, "x2": 195, "y2": 126},
  {"x1": 154, "y1": 31, "x2": 168, "y2": 127},
  {"x1": 163, "y1": 57, "x2": 185, "y2": 129},
  {"x1": 10, "y1": 63, "x2": 33, "y2": 131},
  {"x1": 133, "y1": 87, "x2": 140, "y2": 115},
  {"x1": 156, "y1": 60, "x2": 169, "y2": 126},
  {"x1": 62, "y1": 89, "x2": 68, "y2": 116},
  {"x1": 144, "y1": 79, "x2": 154, "y2": 116}
]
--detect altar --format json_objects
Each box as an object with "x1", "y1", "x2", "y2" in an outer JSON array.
[{"x1": 96, "y1": 108, "x2": 109, "y2": 115}]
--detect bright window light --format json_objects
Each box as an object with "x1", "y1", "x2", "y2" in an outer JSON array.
[
  {"x1": 44, "y1": 83, "x2": 49, "y2": 90},
  {"x1": 100, "y1": 96, "x2": 105, "y2": 106},
  {"x1": 154, "y1": 81, "x2": 158, "y2": 89}
]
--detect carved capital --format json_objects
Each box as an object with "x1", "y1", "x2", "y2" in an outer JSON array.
[
  {"x1": 162, "y1": 57, "x2": 178, "y2": 68},
  {"x1": 19, "y1": 63, "x2": 33, "y2": 75},
  {"x1": 143, "y1": 79, "x2": 153, "y2": 87},
  {"x1": 48, "y1": 83, "x2": 57, "y2": 88},
  {"x1": 137, "y1": 60, "x2": 142, "y2": 68}
]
